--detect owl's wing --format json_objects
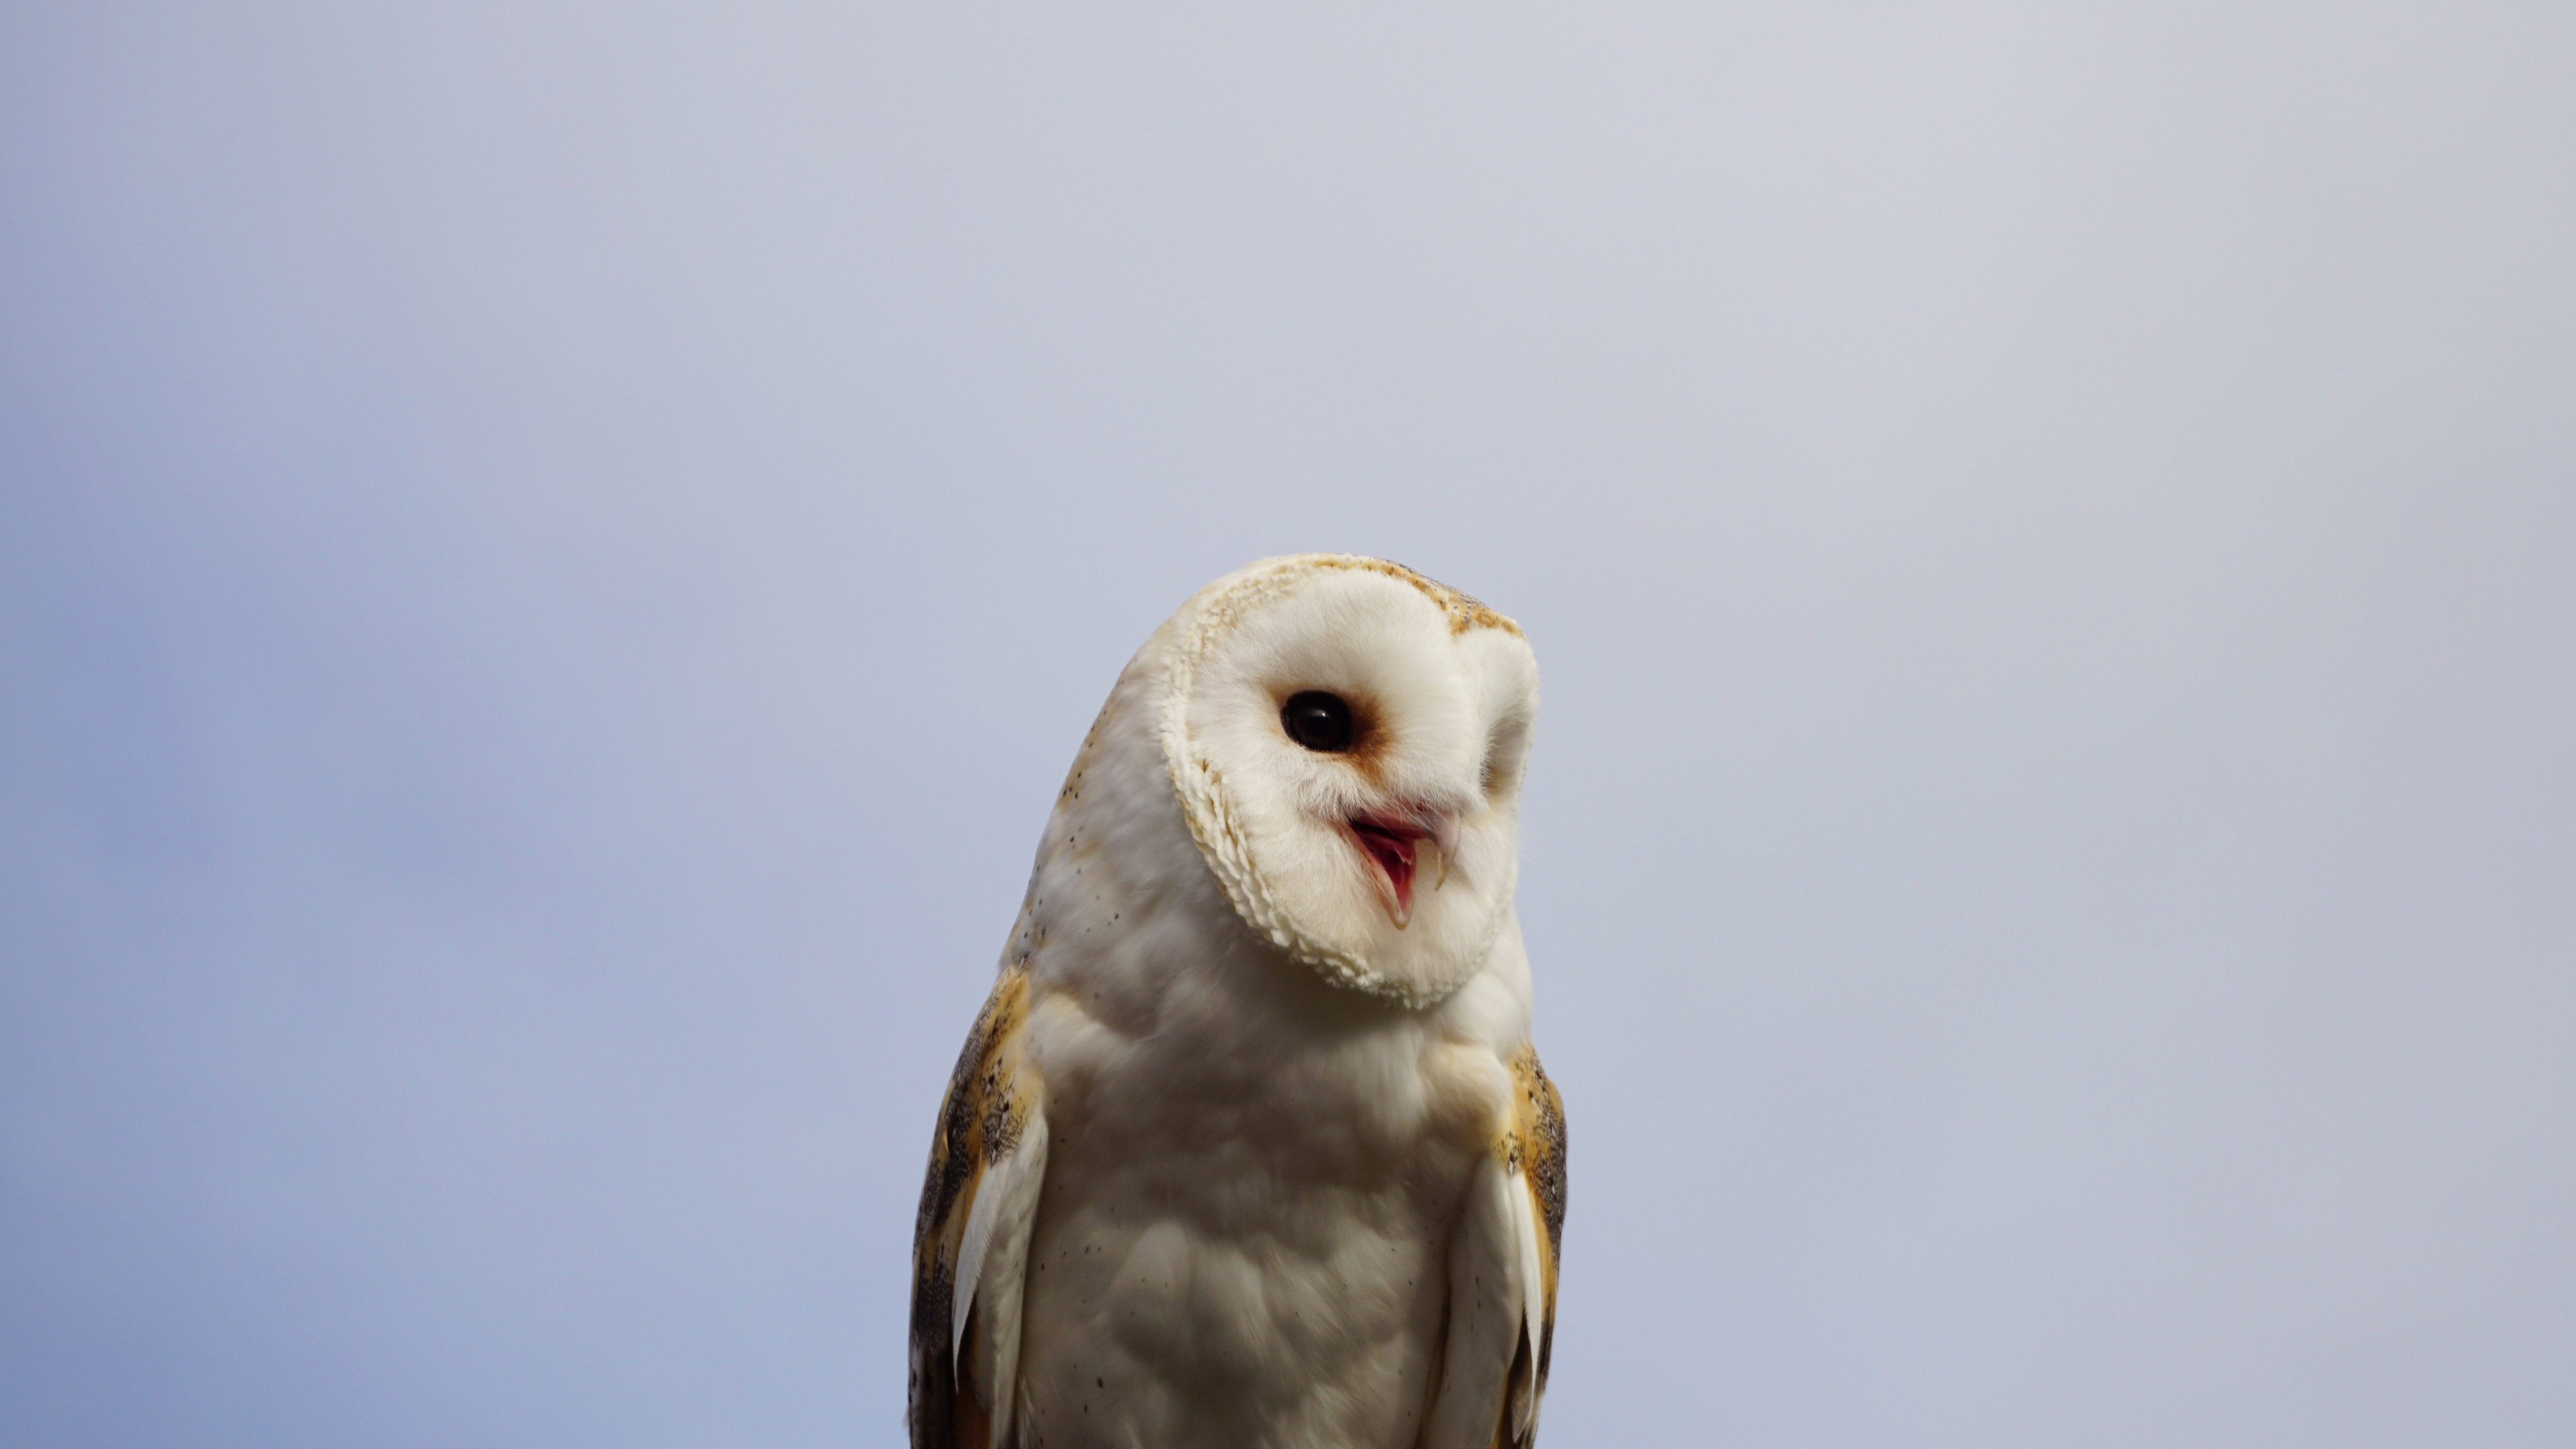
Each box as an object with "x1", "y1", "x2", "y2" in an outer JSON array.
[
  {"x1": 908, "y1": 962, "x2": 1049, "y2": 1449},
  {"x1": 1423, "y1": 1044, "x2": 1568, "y2": 1449}
]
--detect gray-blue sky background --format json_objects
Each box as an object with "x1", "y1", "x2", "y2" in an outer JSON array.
[{"x1": 4, "y1": 3, "x2": 2571, "y2": 1445}]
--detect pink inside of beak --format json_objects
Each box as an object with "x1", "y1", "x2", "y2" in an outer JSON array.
[{"x1": 1348, "y1": 814, "x2": 1426, "y2": 920}]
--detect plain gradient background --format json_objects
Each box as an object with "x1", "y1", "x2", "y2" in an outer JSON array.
[{"x1": 4, "y1": 3, "x2": 2571, "y2": 1445}]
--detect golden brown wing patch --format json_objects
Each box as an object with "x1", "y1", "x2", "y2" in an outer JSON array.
[
  {"x1": 1498, "y1": 1042, "x2": 1568, "y2": 1444},
  {"x1": 908, "y1": 960, "x2": 1040, "y2": 1449}
]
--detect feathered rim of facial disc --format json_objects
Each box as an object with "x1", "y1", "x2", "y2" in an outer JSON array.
[{"x1": 1159, "y1": 554, "x2": 1521, "y2": 1007}]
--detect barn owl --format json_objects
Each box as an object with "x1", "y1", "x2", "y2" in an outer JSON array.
[{"x1": 908, "y1": 555, "x2": 1566, "y2": 1449}]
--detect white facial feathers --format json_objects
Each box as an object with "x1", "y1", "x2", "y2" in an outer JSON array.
[{"x1": 1150, "y1": 555, "x2": 1539, "y2": 1006}]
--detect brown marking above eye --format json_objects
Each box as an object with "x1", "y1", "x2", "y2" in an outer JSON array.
[
  {"x1": 1281, "y1": 692, "x2": 1354, "y2": 751},
  {"x1": 1307, "y1": 556, "x2": 1524, "y2": 637},
  {"x1": 1277, "y1": 688, "x2": 1390, "y2": 782}
]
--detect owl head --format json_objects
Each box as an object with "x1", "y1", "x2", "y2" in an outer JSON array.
[{"x1": 1150, "y1": 555, "x2": 1539, "y2": 1006}]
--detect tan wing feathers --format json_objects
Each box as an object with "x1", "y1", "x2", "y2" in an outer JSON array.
[
  {"x1": 908, "y1": 961, "x2": 1042, "y2": 1449},
  {"x1": 1509, "y1": 1044, "x2": 1567, "y2": 1401},
  {"x1": 1429, "y1": 1040, "x2": 1570, "y2": 1449},
  {"x1": 1497, "y1": 1043, "x2": 1568, "y2": 1448}
]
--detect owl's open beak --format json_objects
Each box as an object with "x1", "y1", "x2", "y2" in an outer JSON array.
[{"x1": 1347, "y1": 808, "x2": 1458, "y2": 929}]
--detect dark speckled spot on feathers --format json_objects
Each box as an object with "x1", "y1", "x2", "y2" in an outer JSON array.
[{"x1": 1509, "y1": 1045, "x2": 1567, "y2": 1266}]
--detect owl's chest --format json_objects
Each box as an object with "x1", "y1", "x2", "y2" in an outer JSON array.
[
  {"x1": 1013, "y1": 973, "x2": 1499, "y2": 1446},
  {"x1": 1037, "y1": 987, "x2": 1487, "y2": 1220}
]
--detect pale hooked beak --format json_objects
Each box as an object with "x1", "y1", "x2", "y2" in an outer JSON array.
[{"x1": 1346, "y1": 806, "x2": 1461, "y2": 929}]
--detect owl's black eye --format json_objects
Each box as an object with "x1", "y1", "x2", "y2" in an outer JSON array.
[{"x1": 1281, "y1": 691, "x2": 1356, "y2": 753}]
